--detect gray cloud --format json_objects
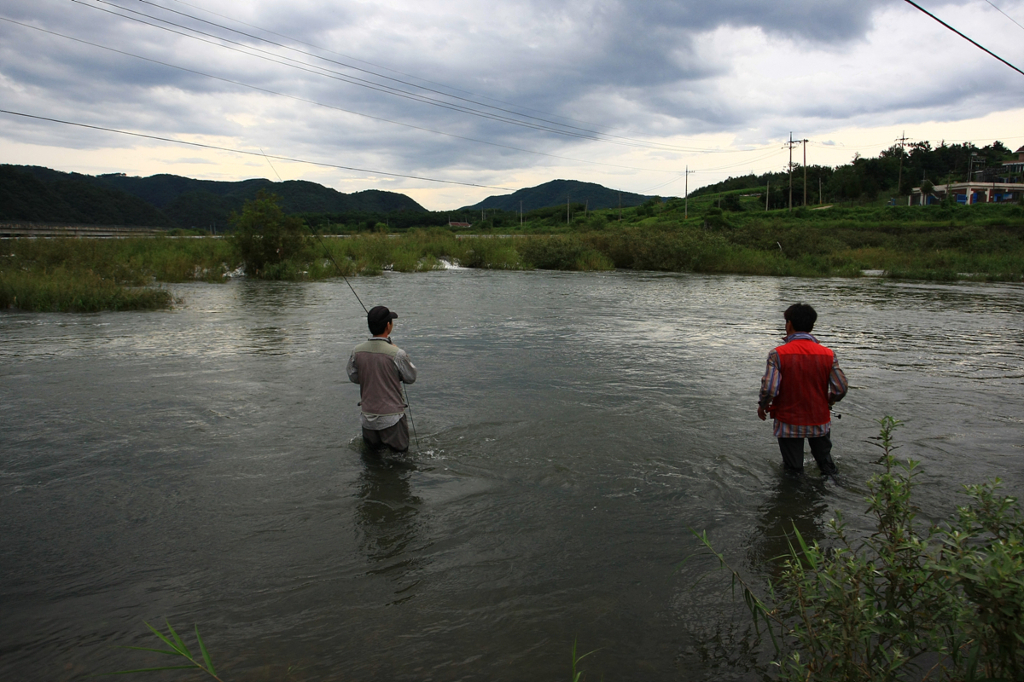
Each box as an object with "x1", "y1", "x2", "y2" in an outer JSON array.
[{"x1": 2, "y1": 0, "x2": 1022, "y2": 205}]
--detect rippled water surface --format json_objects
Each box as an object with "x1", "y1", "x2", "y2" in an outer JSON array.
[{"x1": 2, "y1": 271, "x2": 1022, "y2": 681}]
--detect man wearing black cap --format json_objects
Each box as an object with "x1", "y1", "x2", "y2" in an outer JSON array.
[{"x1": 346, "y1": 305, "x2": 417, "y2": 452}]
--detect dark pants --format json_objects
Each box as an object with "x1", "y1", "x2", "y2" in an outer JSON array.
[
  {"x1": 778, "y1": 434, "x2": 837, "y2": 475},
  {"x1": 362, "y1": 416, "x2": 410, "y2": 453}
]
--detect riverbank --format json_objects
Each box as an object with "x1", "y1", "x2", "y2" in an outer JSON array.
[{"x1": 3, "y1": 217, "x2": 1021, "y2": 311}]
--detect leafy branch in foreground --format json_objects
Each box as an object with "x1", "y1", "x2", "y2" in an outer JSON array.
[
  {"x1": 108, "y1": 621, "x2": 222, "y2": 680},
  {"x1": 695, "y1": 416, "x2": 1024, "y2": 681}
]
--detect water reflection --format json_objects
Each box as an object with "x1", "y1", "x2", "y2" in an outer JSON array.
[
  {"x1": 241, "y1": 325, "x2": 287, "y2": 355},
  {"x1": 236, "y1": 280, "x2": 308, "y2": 312},
  {"x1": 355, "y1": 452, "x2": 425, "y2": 604},
  {"x1": 236, "y1": 281, "x2": 309, "y2": 354},
  {"x1": 747, "y1": 475, "x2": 830, "y2": 580}
]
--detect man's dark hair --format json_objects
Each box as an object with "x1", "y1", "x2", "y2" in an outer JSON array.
[
  {"x1": 368, "y1": 317, "x2": 389, "y2": 336},
  {"x1": 784, "y1": 303, "x2": 817, "y2": 332}
]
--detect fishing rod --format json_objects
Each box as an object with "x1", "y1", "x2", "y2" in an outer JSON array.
[{"x1": 306, "y1": 224, "x2": 422, "y2": 452}]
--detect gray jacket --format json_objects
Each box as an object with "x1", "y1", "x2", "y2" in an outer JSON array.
[{"x1": 346, "y1": 337, "x2": 417, "y2": 417}]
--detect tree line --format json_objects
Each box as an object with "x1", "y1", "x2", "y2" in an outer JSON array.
[{"x1": 691, "y1": 140, "x2": 1019, "y2": 206}]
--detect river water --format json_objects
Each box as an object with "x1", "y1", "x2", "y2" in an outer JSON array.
[{"x1": 2, "y1": 270, "x2": 1022, "y2": 681}]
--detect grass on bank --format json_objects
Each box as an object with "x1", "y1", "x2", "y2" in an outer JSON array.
[
  {"x1": 3, "y1": 200, "x2": 1022, "y2": 312},
  {"x1": 1, "y1": 236, "x2": 235, "y2": 312}
]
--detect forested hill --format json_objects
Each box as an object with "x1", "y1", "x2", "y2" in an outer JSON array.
[
  {"x1": 0, "y1": 166, "x2": 426, "y2": 229},
  {"x1": 690, "y1": 140, "x2": 1019, "y2": 204},
  {"x1": 463, "y1": 179, "x2": 653, "y2": 212},
  {"x1": 0, "y1": 165, "x2": 173, "y2": 227}
]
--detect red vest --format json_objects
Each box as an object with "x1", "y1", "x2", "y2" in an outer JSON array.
[{"x1": 772, "y1": 338, "x2": 833, "y2": 426}]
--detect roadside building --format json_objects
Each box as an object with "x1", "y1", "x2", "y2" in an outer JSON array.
[
  {"x1": 910, "y1": 182, "x2": 1024, "y2": 205},
  {"x1": 911, "y1": 145, "x2": 1024, "y2": 205}
]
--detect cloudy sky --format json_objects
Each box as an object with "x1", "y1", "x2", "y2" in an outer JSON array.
[{"x1": 2, "y1": 0, "x2": 1022, "y2": 209}]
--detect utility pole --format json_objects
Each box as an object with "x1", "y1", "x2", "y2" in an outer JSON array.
[
  {"x1": 765, "y1": 180, "x2": 770, "y2": 211},
  {"x1": 967, "y1": 151, "x2": 978, "y2": 205},
  {"x1": 520, "y1": 200, "x2": 523, "y2": 227},
  {"x1": 567, "y1": 195, "x2": 570, "y2": 224},
  {"x1": 785, "y1": 132, "x2": 799, "y2": 211},
  {"x1": 684, "y1": 166, "x2": 696, "y2": 219},
  {"x1": 618, "y1": 191, "x2": 622, "y2": 221},
  {"x1": 895, "y1": 131, "x2": 909, "y2": 200},
  {"x1": 802, "y1": 138, "x2": 809, "y2": 208}
]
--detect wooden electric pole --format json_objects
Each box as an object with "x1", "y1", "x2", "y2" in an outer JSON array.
[
  {"x1": 895, "y1": 131, "x2": 909, "y2": 200},
  {"x1": 802, "y1": 138, "x2": 809, "y2": 208},
  {"x1": 785, "y1": 132, "x2": 798, "y2": 211},
  {"x1": 684, "y1": 166, "x2": 696, "y2": 219}
]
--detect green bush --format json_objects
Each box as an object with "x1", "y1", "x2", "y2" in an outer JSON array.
[
  {"x1": 697, "y1": 417, "x2": 1024, "y2": 681},
  {"x1": 230, "y1": 191, "x2": 309, "y2": 278}
]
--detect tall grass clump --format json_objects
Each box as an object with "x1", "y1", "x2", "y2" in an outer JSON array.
[
  {"x1": 0, "y1": 264, "x2": 173, "y2": 312},
  {"x1": 518, "y1": 235, "x2": 613, "y2": 271},
  {"x1": 696, "y1": 416, "x2": 1024, "y2": 681},
  {"x1": 0, "y1": 237, "x2": 234, "y2": 311}
]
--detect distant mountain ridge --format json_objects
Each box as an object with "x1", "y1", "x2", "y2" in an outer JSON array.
[
  {"x1": 462, "y1": 179, "x2": 657, "y2": 212},
  {"x1": 1, "y1": 166, "x2": 662, "y2": 230},
  {"x1": 0, "y1": 166, "x2": 426, "y2": 229},
  {"x1": 1, "y1": 166, "x2": 171, "y2": 227}
]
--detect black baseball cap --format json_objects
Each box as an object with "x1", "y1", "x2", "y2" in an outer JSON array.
[{"x1": 367, "y1": 305, "x2": 398, "y2": 327}]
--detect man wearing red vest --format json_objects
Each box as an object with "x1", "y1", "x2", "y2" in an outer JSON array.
[
  {"x1": 757, "y1": 303, "x2": 848, "y2": 475},
  {"x1": 347, "y1": 305, "x2": 417, "y2": 453}
]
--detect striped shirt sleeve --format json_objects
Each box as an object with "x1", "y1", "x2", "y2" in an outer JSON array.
[
  {"x1": 758, "y1": 349, "x2": 781, "y2": 409},
  {"x1": 828, "y1": 352, "x2": 848, "y2": 404}
]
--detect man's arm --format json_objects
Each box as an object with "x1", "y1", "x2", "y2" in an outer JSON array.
[
  {"x1": 346, "y1": 352, "x2": 359, "y2": 384},
  {"x1": 828, "y1": 353, "x2": 848, "y2": 405},
  {"x1": 394, "y1": 349, "x2": 417, "y2": 384},
  {"x1": 757, "y1": 349, "x2": 781, "y2": 421}
]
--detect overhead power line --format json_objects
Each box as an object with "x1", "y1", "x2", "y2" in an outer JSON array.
[
  {"x1": 902, "y1": 0, "x2": 1024, "y2": 76},
  {"x1": 982, "y1": 0, "x2": 1024, "y2": 32},
  {"x1": 128, "y1": 0, "x2": 681, "y2": 151},
  {"x1": 0, "y1": 16, "x2": 693, "y2": 176},
  {"x1": 0, "y1": 109, "x2": 516, "y2": 191},
  {"x1": 75, "y1": 0, "x2": 755, "y2": 154},
  {"x1": 162, "y1": 0, "x2": 605, "y2": 133},
  {"x1": 637, "y1": 148, "x2": 787, "y2": 194}
]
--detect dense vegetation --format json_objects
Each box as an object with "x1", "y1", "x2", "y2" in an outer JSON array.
[
  {"x1": 0, "y1": 165, "x2": 173, "y2": 227},
  {"x1": 4, "y1": 184, "x2": 1021, "y2": 312},
  {"x1": 691, "y1": 140, "x2": 1020, "y2": 206},
  {"x1": 0, "y1": 237, "x2": 234, "y2": 312}
]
